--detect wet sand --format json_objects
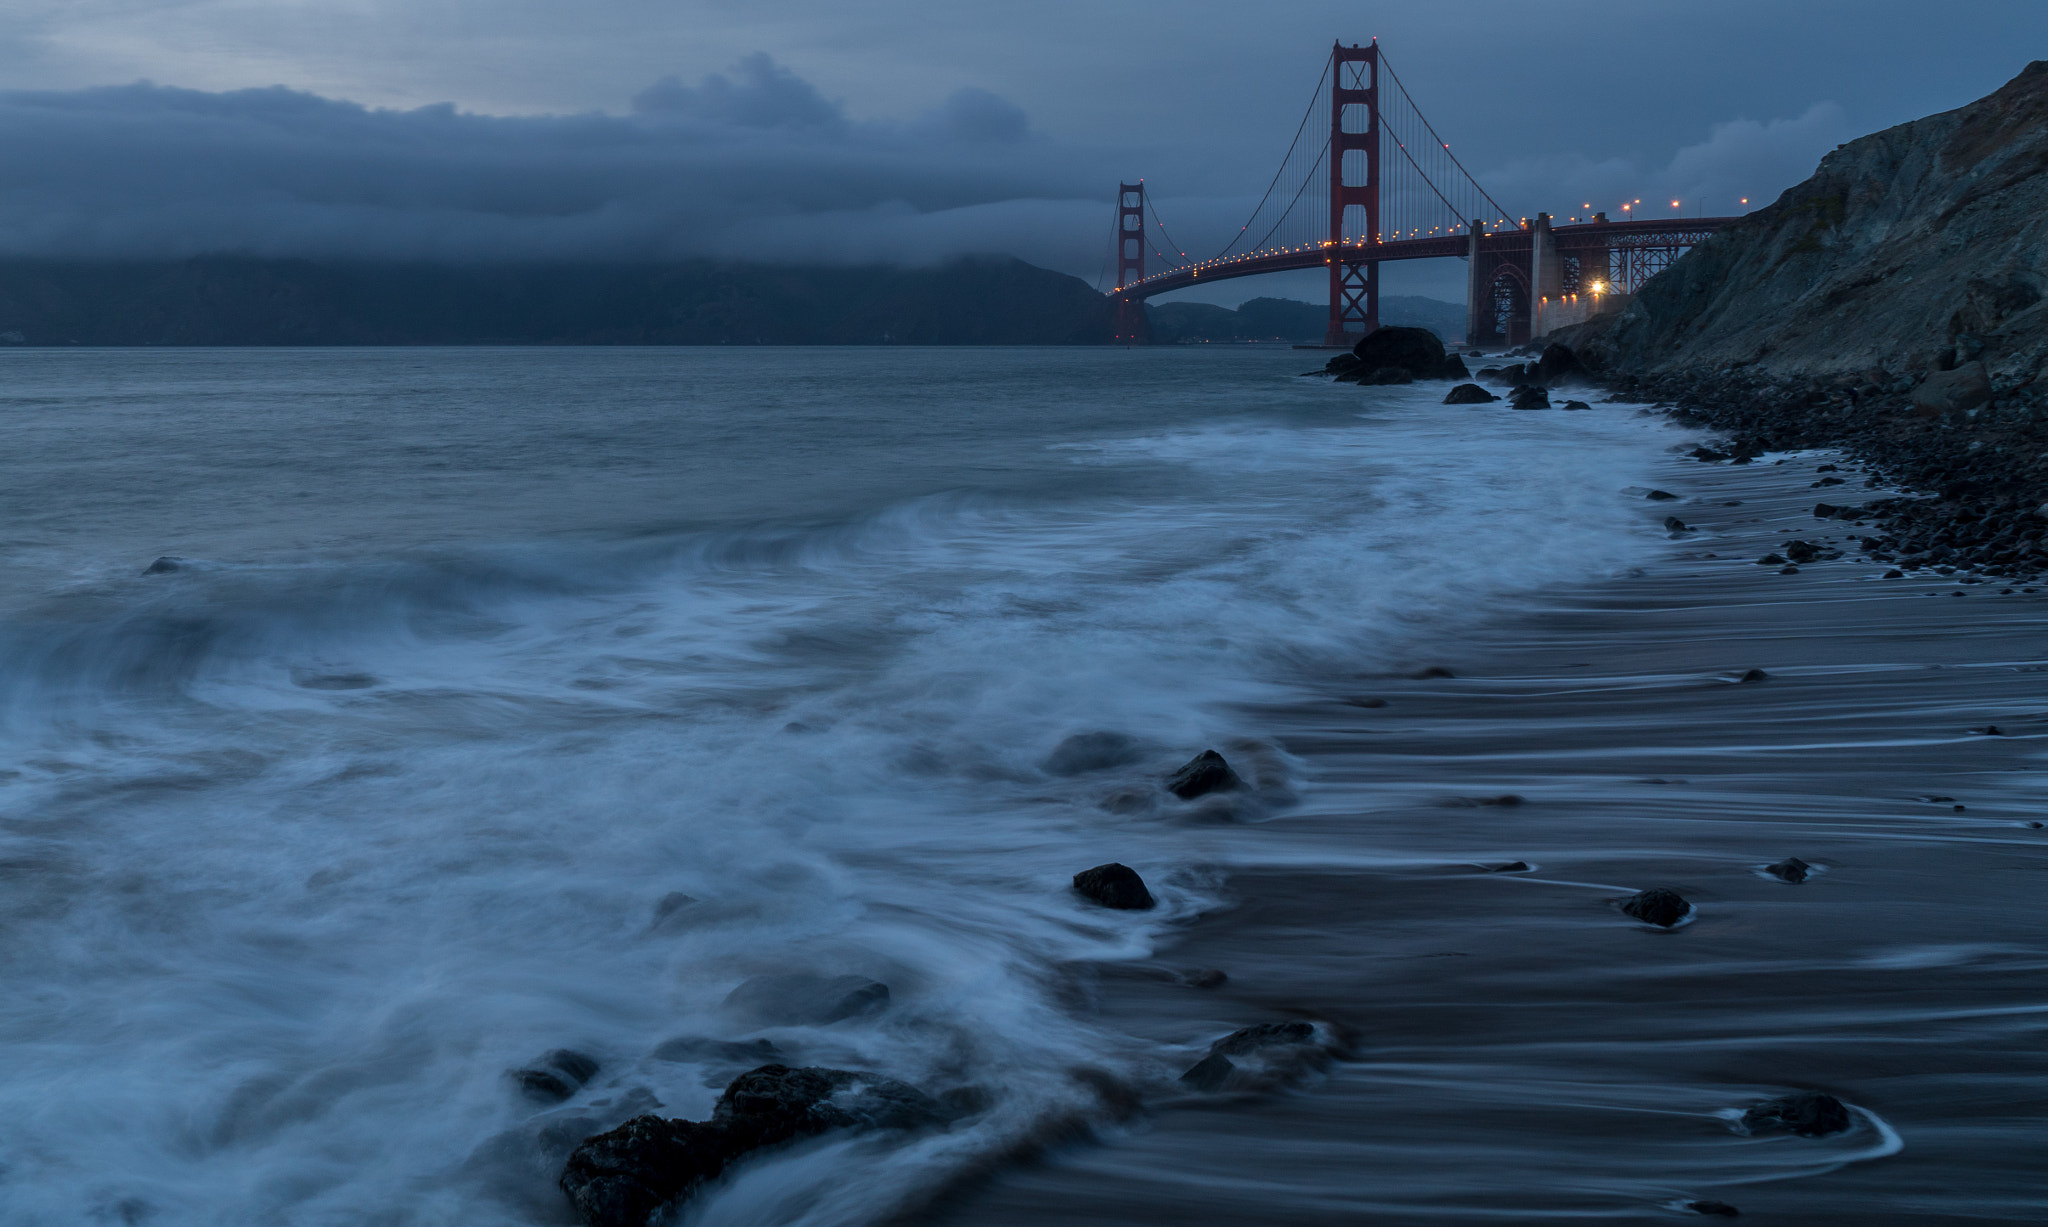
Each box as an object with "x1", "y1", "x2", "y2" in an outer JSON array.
[{"x1": 934, "y1": 448, "x2": 2048, "y2": 1224}]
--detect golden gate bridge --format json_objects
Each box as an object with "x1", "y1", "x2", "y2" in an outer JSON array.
[{"x1": 1109, "y1": 40, "x2": 1735, "y2": 347}]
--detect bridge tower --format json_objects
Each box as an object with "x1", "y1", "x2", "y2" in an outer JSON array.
[
  {"x1": 1113, "y1": 181, "x2": 1148, "y2": 344},
  {"x1": 1325, "y1": 41, "x2": 1381, "y2": 347}
]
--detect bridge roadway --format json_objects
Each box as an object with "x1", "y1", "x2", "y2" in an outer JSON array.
[{"x1": 1114, "y1": 216, "x2": 1739, "y2": 302}]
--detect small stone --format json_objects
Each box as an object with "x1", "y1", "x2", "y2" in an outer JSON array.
[
  {"x1": 1688, "y1": 1200, "x2": 1741, "y2": 1217},
  {"x1": 1561, "y1": 399, "x2": 1591, "y2": 411},
  {"x1": 1756, "y1": 554, "x2": 1787, "y2": 565},
  {"x1": 1166, "y1": 749, "x2": 1242, "y2": 799},
  {"x1": 1883, "y1": 569, "x2": 1904, "y2": 578},
  {"x1": 1741, "y1": 1090, "x2": 1851, "y2": 1137},
  {"x1": 1975, "y1": 725, "x2": 2006, "y2": 736},
  {"x1": 1043, "y1": 731, "x2": 1141, "y2": 776},
  {"x1": 1646, "y1": 490, "x2": 1679, "y2": 501},
  {"x1": 1737, "y1": 668, "x2": 1769, "y2": 683},
  {"x1": 1072, "y1": 862, "x2": 1156, "y2": 910},
  {"x1": 1779, "y1": 565, "x2": 1801, "y2": 574},
  {"x1": 1783, "y1": 540, "x2": 1820, "y2": 563},
  {"x1": 143, "y1": 556, "x2": 186, "y2": 575},
  {"x1": 1664, "y1": 516, "x2": 1688, "y2": 533},
  {"x1": 1411, "y1": 665, "x2": 1455, "y2": 679},
  {"x1": 1764, "y1": 856, "x2": 1811, "y2": 883},
  {"x1": 1621, "y1": 887, "x2": 1691, "y2": 927},
  {"x1": 1487, "y1": 860, "x2": 1531, "y2": 872},
  {"x1": 514, "y1": 1049, "x2": 602, "y2": 1103}
]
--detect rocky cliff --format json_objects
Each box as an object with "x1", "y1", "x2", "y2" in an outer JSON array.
[{"x1": 1571, "y1": 61, "x2": 2047, "y2": 394}]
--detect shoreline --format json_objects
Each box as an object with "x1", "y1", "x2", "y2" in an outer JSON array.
[{"x1": 930, "y1": 423, "x2": 2048, "y2": 1224}]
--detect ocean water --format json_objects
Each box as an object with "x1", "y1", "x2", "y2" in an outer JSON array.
[{"x1": 0, "y1": 346, "x2": 1678, "y2": 1225}]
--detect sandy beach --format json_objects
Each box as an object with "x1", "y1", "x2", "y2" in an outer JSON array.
[{"x1": 937, "y1": 440, "x2": 2048, "y2": 1225}]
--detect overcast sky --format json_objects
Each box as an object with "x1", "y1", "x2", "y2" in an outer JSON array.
[{"x1": 0, "y1": 0, "x2": 2040, "y2": 304}]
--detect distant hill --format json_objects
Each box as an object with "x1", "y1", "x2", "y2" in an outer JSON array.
[
  {"x1": 1147, "y1": 295, "x2": 1467, "y2": 345},
  {"x1": 0, "y1": 255, "x2": 1117, "y2": 346}
]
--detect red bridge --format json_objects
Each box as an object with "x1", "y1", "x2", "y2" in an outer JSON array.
[{"x1": 1111, "y1": 42, "x2": 1738, "y2": 347}]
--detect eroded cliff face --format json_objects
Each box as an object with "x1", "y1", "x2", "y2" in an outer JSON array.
[{"x1": 1573, "y1": 61, "x2": 2048, "y2": 389}]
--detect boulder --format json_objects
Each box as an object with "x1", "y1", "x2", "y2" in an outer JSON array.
[
  {"x1": 721, "y1": 974, "x2": 890, "y2": 1026},
  {"x1": 1534, "y1": 342, "x2": 1582, "y2": 385},
  {"x1": 1783, "y1": 540, "x2": 1820, "y2": 563},
  {"x1": 1621, "y1": 887, "x2": 1691, "y2": 927},
  {"x1": 515, "y1": 1050, "x2": 602, "y2": 1104},
  {"x1": 1365, "y1": 366, "x2": 1414, "y2": 385},
  {"x1": 1343, "y1": 323, "x2": 1474, "y2": 381},
  {"x1": 1664, "y1": 516, "x2": 1689, "y2": 534},
  {"x1": 1042, "y1": 731, "x2": 1141, "y2": 776},
  {"x1": 1764, "y1": 856, "x2": 1811, "y2": 883},
  {"x1": 1908, "y1": 361, "x2": 1992, "y2": 416},
  {"x1": 1510, "y1": 385, "x2": 1551, "y2": 410},
  {"x1": 560, "y1": 1064, "x2": 944, "y2": 1227},
  {"x1": 1740, "y1": 1090, "x2": 1851, "y2": 1138},
  {"x1": 1179, "y1": 1020, "x2": 1324, "y2": 1092},
  {"x1": 1166, "y1": 749, "x2": 1242, "y2": 799},
  {"x1": 1072, "y1": 862, "x2": 1156, "y2": 910},
  {"x1": 1443, "y1": 383, "x2": 1498, "y2": 404}
]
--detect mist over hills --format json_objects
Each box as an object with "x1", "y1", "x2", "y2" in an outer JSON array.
[
  {"x1": 0, "y1": 256, "x2": 1119, "y2": 347},
  {"x1": 0, "y1": 255, "x2": 1466, "y2": 347}
]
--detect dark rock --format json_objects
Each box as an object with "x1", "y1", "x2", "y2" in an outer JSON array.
[
  {"x1": 1211, "y1": 1020, "x2": 1316, "y2": 1056},
  {"x1": 143, "y1": 556, "x2": 185, "y2": 575},
  {"x1": 722, "y1": 973, "x2": 891, "y2": 1026},
  {"x1": 1487, "y1": 860, "x2": 1532, "y2": 872},
  {"x1": 1347, "y1": 325, "x2": 1451, "y2": 383},
  {"x1": 1664, "y1": 516, "x2": 1689, "y2": 533},
  {"x1": 1411, "y1": 666, "x2": 1456, "y2": 679},
  {"x1": 1691, "y1": 447, "x2": 1731, "y2": 462},
  {"x1": 1509, "y1": 384, "x2": 1552, "y2": 410},
  {"x1": 1779, "y1": 565, "x2": 1801, "y2": 574},
  {"x1": 1042, "y1": 731, "x2": 1141, "y2": 776},
  {"x1": 1166, "y1": 749, "x2": 1242, "y2": 799},
  {"x1": 1439, "y1": 353, "x2": 1471, "y2": 380},
  {"x1": 1764, "y1": 856, "x2": 1811, "y2": 883},
  {"x1": 560, "y1": 1064, "x2": 944, "y2": 1227},
  {"x1": 1179, "y1": 1020, "x2": 1324, "y2": 1092},
  {"x1": 1908, "y1": 361, "x2": 1992, "y2": 416},
  {"x1": 1738, "y1": 668, "x2": 1770, "y2": 683},
  {"x1": 1975, "y1": 725, "x2": 2006, "y2": 736},
  {"x1": 1443, "y1": 382, "x2": 1498, "y2": 404},
  {"x1": 1621, "y1": 887, "x2": 1692, "y2": 927},
  {"x1": 1646, "y1": 489, "x2": 1680, "y2": 501},
  {"x1": 1072, "y1": 862, "x2": 1156, "y2": 910},
  {"x1": 1561, "y1": 399, "x2": 1592, "y2": 410},
  {"x1": 650, "y1": 1037, "x2": 783, "y2": 1065},
  {"x1": 515, "y1": 1049, "x2": 602, "y2": 1104},
  {"x1": 1534, "y1": 342, "x2": 1582, "y2": 385},
  {"x1": 1688, "y1": 1200, "x2": 1742, "y2": 1217},
  {"x1": 651, "y1": 892, "x2": 698, "y2": 928},
  {"x1": 1365, "y1": 366, "x2": 1414, "y2": 385},
  {"x1": 1756, "y1": 554, "x2": 1787, "y2": 565},
  {"x1": 1782, "y1": 540, "x2": 1821, "y2": 563},
  {"x1": 1740, "y1": 1090, "x2": 1852, "y2": 1138},
  {"x1": 1883, "y1": 569, "x2": 1905, "y2": 578}
]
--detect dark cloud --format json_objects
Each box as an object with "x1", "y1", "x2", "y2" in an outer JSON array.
[
  {"x1": 0, "y1": 58, "x2": 1099, "y2": 271},
  {"x1": 631, "y1": 52, "x2": 844, "y2": 129}
]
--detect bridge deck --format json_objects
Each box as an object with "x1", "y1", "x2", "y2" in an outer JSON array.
[{"x1": 1117, "y1": 217, "x2": 1738, "y2": 301}]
